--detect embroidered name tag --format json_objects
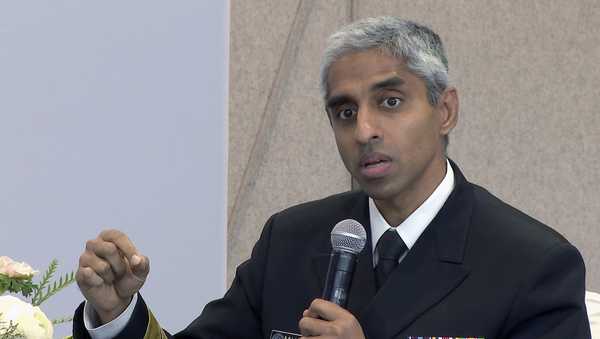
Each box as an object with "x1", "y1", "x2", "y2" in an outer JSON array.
[{"x1": 270, "y1": 329, "x2": 301, "y2": 339}]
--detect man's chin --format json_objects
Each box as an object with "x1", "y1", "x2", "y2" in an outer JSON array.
[{"x1": 357, "y1": 180, "x2": 396, "y2": 201}]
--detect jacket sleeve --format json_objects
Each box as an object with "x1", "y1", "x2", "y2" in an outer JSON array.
[
  {"x1": 72, "y1": 294, "x2": 159, "y2": 339},
  {"x1": 72, "y1": 214, "x2": 277, "y2": 339},
  {"x1": 501, "y1": 242, "x2": 591, "y2": 338}
]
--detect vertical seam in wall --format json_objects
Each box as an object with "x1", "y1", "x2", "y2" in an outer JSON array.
[
  {"x1": 223, "y1": 0, "x2": 231, "y2": 290},
  {"x1": 227, "y1": 0, "x2": 313, "y2": 274},
  {"x1": 228, "y1": 0, "x2": 302, "y2": 225}
]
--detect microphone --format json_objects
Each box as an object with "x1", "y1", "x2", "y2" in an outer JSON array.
[{"x1": 322, "y1": 219, "x2": 367, "y2": 308}]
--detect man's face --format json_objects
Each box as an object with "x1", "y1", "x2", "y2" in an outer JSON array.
[{"x1": 325, "y1": 49, "x2": 453, "y2": 206}]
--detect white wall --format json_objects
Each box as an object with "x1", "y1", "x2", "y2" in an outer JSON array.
[{"x1": 0, "y1": 2, "x2": 228, "y2": 337}]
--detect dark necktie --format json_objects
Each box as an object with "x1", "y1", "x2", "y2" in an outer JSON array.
[{"x1": 375, "y1": 229, "x2": 408, "y2": 289}]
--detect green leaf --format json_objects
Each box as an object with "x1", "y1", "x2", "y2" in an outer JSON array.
[
  {"x1": 51, "y1": 315, "x2": 73, "y2": 325},
  {"x1": 31, "y1": 259, "x2": 58, "y2": 306},
  {"x1": 0, "y1": 274, "x2": 36, "y2": 298},
  {"x1": 31, "y1": 269, "x2": 76, "y2": 307}
]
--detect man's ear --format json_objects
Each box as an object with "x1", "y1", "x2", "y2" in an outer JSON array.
[{"x1": 437, "y1": 87, "x2": 459, "y2": 137}]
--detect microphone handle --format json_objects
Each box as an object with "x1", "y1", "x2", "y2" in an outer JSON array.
[{"x1": 321, "y1": 250, "x2": 357, "y2": 308}]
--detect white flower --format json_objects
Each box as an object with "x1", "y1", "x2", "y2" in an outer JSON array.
[
  {"x1": 0, "y1": 256, "x2": 38, "y2": 279},
  {"x1": 0, "y1": 295, "x2": 53, "y2": 339}
]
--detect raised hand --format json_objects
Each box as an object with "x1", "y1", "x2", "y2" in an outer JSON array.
[{"x1": 76, "y1": 229, "x2": 150, "y2": 324}]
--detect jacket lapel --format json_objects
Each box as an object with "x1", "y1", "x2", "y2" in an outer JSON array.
[
  {"x1": 360, "y1": 161, "x2": 474, "y2": 338},
  {"x1": 311, "y1": 191, "x2": 377, "y2": 316}
]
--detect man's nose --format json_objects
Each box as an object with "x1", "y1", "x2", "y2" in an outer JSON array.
[{"x1": 355, "y1": 107, "x2": 382, "y2": 144}]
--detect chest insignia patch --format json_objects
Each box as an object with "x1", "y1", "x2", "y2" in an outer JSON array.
[{"x1": 270, "y1": 329, "x2": 301, "y2": 339}]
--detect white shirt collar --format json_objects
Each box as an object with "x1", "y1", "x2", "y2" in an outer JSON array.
[{"x1": 369, "y1": 159, "x2": 455, "y2": 263}]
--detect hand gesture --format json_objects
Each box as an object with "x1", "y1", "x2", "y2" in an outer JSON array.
[
  {"x1": 299, "y1": 299, "x2": 365, "y2": 339},
  {"x1": 76, "y1": 229, "x2": 150, "y2": 324}
]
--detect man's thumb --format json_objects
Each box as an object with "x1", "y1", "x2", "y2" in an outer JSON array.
[{"x1": 129, "y1": 254, "x2": 150, "y2": 281}]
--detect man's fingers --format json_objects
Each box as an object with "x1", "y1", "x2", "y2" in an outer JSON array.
[
  {"x1": 300, "y1": 299, "x2": 365, "y2": 338},
  {"x1": 300, "y1": 300, "x2": 340, "y2": 336},
  {"x1": 126, "y1": 254, "x2": 150, "y2": 281},
  {"x1": 99, "y1": 229, "x2": 139, "y2": 261},
  {"x1": 97, "y1": 229, "x2": 149, "y2": 279},
  {"x1": 299, "y1": 315, "x2": 330, "y2": 336},
  {"x1": 85, "y1": 239, "x2": 127, "y2": 278},
  {"x1": 79, "y1": 230, "x2": 149, "y2": 291},
  {"x1": 307, "y1": 298, "x2": 345, "y2": 321},
  {"x1": 79, "y1": 251, "x2": 116, "y2": 283},
  {"x1": 76, "y1": 266, "x2": 104, "y2": 288},
  {"x1": 303, "y1": 308, "x2": 319, "y2": 318}
]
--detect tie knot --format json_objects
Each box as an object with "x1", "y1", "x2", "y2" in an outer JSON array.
[{"x1": 376, "y1": 229, "x2": 407, "y2": 260}]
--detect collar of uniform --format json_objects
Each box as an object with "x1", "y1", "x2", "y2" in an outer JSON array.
[{"x1": 369, "y1": 159, "x2": 455, "y2": 263}]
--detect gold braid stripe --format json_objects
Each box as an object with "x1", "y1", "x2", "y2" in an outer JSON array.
[
  {"x1": 144, "y1": 308, "x2": 168, "y2": 339},
  {"x1": 64, "y1": 308, "x2": 166, "y2": 339}
]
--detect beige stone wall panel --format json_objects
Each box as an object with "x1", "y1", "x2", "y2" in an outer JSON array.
[
  {"x1": 229, "y1": 0, "x2": 600, "y2": 289},
  {"x1": 355, "y1": 1, "x2": 600, "y2": 289},
  {"x1": 228, "y1": 0, "x2": 352, "y2": 282},
  {"x1": 229, "y1": 0, "x2": 300, "y2": 220}
]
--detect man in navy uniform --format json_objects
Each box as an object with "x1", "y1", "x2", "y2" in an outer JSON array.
[{"x1": 73, "y1": 17, "x2": 591, "y2": 339}]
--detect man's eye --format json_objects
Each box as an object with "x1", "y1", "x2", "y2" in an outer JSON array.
[
  {"x1": 336, "y1": 108, "x2": 356, "y2": 120},
  {"x1": 381, "y1": 97, "x2": 402, "y2": 108}
]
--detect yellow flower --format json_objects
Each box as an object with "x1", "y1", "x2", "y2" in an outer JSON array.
[{"x1": 0, "y1": 295, "x2": 53, "y2": 339}]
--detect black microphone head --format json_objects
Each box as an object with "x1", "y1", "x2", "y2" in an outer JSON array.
[{"x1": 330, "y1": 219, "x2": 367, "y2": 255}]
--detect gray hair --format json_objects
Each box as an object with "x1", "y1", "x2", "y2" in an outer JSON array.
[{"x1": 320, "y1": 17, "x2": 449, "y2": 106}]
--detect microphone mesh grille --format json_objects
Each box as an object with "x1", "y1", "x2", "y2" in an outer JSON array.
[{"x1": 330, "y1": 219, "x2": 367, "y2": 254}]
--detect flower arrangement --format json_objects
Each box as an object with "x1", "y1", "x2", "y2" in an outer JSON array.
[{"x1": 0, "y1": 256, "x2": 75, "y2": 339}]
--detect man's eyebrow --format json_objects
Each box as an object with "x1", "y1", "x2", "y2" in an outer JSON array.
[
  {"x1": 370, "y1": 76, "x2": 405, "y2": 92},
  {"x1": 325, "y1": 77, "x2": 405, "y2": 110},
  {"x1": 325, "y1": 95, "x2": 352, "y2": 110}
]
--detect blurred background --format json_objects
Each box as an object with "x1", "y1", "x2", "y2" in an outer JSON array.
[
  {"x1": 227, "y1": 0, "x2": 600, "y2": 291},
  {"x1": 0, "y1": 2, "x2": 228, "y2": 338}
]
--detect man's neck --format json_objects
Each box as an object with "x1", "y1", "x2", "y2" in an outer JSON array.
[{"x1": 374, "y1": 157, "x2": 448, "y2": 226}]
